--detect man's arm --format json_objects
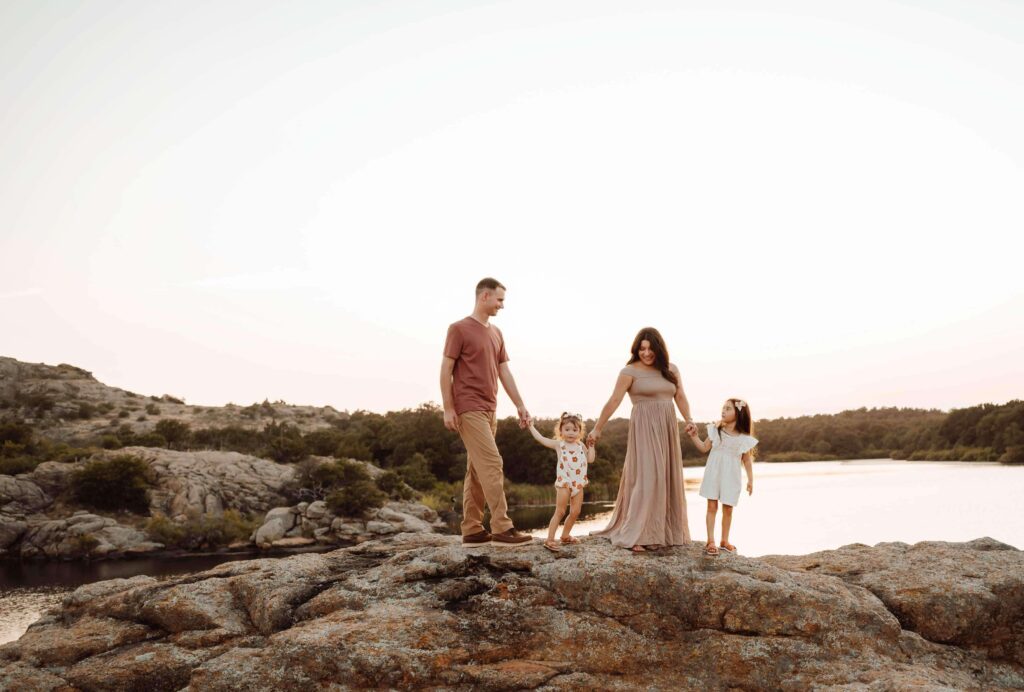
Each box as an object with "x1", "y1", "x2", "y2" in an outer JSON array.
[
  {"x1": 440, "y1": 356, "x2": 459, "y2": 431},
  {"x1": 498, "y1": 362, "x2": 530, "y2": 427}
]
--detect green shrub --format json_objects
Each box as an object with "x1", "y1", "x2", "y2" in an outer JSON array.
[
  {"x1": 999, "y1": 446, "x2": 1024, "y2": 464},
  {"x1": 377, "y1": 470, "x2": 414, "y2": 500},
  {"x1": 145, "y1": 403, "x2": 160, "y2": 416},
  {"x1": 97, "y1": 402, "x2": 115, "y2": 415},
  {"x1": 49, "y1": 444, "x2": 98, "y2": 464},
  {"x1": 0, "y1": 456, "x2": 40, "y2": 475},
  {"x1": 118, "y1": 410, "x2": 130, "y2": 418},
  {"x1": 397, "y1": 453, "x2": 438, "y2": 491},
  {"x1": 100, "y1": 435, "x2": 123, "y2": 450},
  {"x1": 71, "y1": 454, "x2": 152, "y2": 514},
  {"x1": 70, "y1": 533, "x2": 100, "y2": 555},
  {"x1": 135, "y1": 432, "x2": 167, "y2": 448},
  {"x1": 154, "y1": 419, "x2": 190, "y2": 449},
  {"x1": 145, "y1": 510, "x2": 258, "y2": 550},
  {"x1": 144, "y1": 514, "x2": 187, "y2": 546},
  {"x1": 326, "y1": 481, "x2": 386, "y2": 517},
  {"x1": 137, "y1": 415, "x2": 147, "y2": 422},
  {"x1": 162, "y1": 395, "x2": 185, "y2": 405},
  {"x1": 0, "y1": 420, "x2": 34, "y2": 448},
  {"x1": 263, "y1": 422, "x2": 306, "y2": 463}
]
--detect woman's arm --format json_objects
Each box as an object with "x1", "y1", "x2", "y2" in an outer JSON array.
[
  {"x1": 586, "y1": 372, "x2": 633, "y2": 446},
  {"x1": 527, "y1": 422, "x2": 560, "y2": 450},
  {"x1": 670, "y1": 365, "x2": 694, "y2": 426},
  {"x1": 742, "y1": 452, "x2": 754, "y2": 494}
]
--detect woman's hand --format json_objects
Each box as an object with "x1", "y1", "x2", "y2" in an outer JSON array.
[{"x1": 746, "y1": 481, "x2": 754, "y2": 495}]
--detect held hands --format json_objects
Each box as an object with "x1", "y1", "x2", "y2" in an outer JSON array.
[
  {"x1": 517, "y1": 406, "x2": 531, "y2": 430},
  {"x1": 585, "y1": 429, "x2": 601, "y2": 448},
  {"x1": 684, "y1": 422, "x2": 698, "y2": 437}
]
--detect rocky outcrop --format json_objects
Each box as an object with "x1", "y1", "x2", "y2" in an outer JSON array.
[
  {"x1": 122, "y1": 447, "x2": 294, "y2": 520},
  {"x1": 0, "y1": 474, "x2": 51, "y2": 515},
  {"x1": 0, "y1": 355, "x2": 342, "y2": 440},
  {"x1": 2, "y1": 536, "x2": 1022, "y2": 690},
  {"x1": 252, "y1": 500, "x2": 443, "y2": 548},
  {"x1": 16, "y1": 511, "x2": 163, "y2": 559},
  {"x1": 762, "y1": 537, "x2": 1024, "y2": 668}
]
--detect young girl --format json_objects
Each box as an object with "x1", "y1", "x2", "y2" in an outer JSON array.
[
  {"x1": 687, "y1": 398, "x2": 758, "y2": 556},
  {"x1": 528, "y1": 412, "x2": 595, "y2": 552}
]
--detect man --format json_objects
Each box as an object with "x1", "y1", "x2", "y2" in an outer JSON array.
[{"x1": 441, "y1": 277, "x2": 533, "y2": 546}]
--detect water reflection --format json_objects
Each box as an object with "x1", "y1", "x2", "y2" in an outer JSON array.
[{"x1": 524, "y1": 460, "x2": 1024, "y2": 556}]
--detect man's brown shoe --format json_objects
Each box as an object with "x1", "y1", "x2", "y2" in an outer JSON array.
[
  {"x1": 462, "y1": 530, "x2": 491, "y2": 546},
  {"x1": 491, "y1": 528, "x2": 533, "y2": 547}
]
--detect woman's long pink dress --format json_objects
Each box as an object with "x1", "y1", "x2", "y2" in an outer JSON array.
[{"x1": 592, "y1": 364, "x2": 691, "y2": 548}]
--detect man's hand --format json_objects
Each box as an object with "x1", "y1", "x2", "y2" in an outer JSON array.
[
  {"x1": 444, "y1": 407, "x2": 460, "y2": 432},
  {"x1": 517, "y1": 406, "x2": 531, "y2": 429}
]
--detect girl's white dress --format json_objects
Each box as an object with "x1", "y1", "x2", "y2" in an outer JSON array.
[
  {"x1": 555, "y1": 440, "x2": 588, "y2": 497},
  {"x1": 698, "y1": 424, "x2": 758, "y2": 507}
]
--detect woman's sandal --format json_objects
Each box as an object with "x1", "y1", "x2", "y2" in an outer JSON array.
[
  {"x1": 704, "y1": 542, "x2": 720, "y2": 557},
  {"x1": 560, "y1": 536, "x2": 581, "y2": 545},
  {"x1": 719, "y1": 542, "x2": 737, "y2": 554},
  {"x1": 543, "y1": 540, "x2": 561, "y2": 553}
]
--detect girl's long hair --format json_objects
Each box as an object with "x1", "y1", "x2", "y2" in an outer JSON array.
[{"x1": 627, "y1": 327, "x2": 678, "y2": 387}]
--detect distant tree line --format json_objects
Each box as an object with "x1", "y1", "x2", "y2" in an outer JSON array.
[{"x1": 3, "y1": 400, "x2": 1022, "y2": 485}]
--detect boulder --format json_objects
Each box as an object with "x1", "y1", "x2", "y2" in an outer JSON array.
[
  {"x1": 0, "y1": 475, "x2": 51, "y2": 514},
  {"x1": 15, "y1": 514, "x2": 163, "y2": 559},
  {"x1": 763, "y1": 536, "x2": 1024, "y2": 667},
  {"x1": 253, "y1": 507, "x2": 297, "y2": 548}
]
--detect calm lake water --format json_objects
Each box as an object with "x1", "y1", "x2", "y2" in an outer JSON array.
[{"x1": 2, "y1": 460, "x2": 1021, "y2": 646}]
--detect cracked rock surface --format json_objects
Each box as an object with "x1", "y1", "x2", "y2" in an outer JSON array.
[{"x1": 1, "y1": 535, "x2": 1022, "y2": 690}]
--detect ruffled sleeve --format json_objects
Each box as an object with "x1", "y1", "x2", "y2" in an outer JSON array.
[
  {"x1": 738, "y1": 435, "x2": 758, "y2": 455},
  {"x1": 706, "y1": 423, "x2": 719, "y2": 446}
]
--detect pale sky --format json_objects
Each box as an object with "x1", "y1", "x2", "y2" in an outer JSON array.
[{"x1": 2, "y1": 0, "x2": 1022, "y2": 422}]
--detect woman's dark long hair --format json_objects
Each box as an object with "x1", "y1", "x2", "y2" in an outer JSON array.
[{"x1": 627, "y1": 327, "x2": 678, "y2": 387}]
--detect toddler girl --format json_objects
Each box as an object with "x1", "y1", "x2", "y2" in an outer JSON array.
[{"x1": 529, "y1": 412, "x2": 594, "y2": 552}]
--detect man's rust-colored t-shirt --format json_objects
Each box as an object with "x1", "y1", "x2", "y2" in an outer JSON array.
[{"x1": 444, "y1": 317, "x2": 509, "y2": 415}]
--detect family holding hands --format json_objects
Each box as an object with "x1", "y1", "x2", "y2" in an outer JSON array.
[{"x1": 441, "y1": 278, "x2": 757, "y2": 557}]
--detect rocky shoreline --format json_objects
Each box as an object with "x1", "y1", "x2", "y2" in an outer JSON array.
[{"x1": 2, "y1": 535, "x2": 1022, "y2": 690}]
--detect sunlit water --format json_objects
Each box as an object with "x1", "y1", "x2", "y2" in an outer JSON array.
[
  {"x1": 2, "y1": 460, "x2": 1020, "y2": 645},
  {"x1": 522, "y1": 459, "x2": 1024, "y2": 556}
]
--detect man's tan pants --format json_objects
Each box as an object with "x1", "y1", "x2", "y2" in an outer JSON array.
[{"x1": 458, "y1": 410, "x2": 514, "y2": 536}]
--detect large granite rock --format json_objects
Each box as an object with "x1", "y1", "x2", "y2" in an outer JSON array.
[
  {"x1": 16, "y1": 512, "x2": 163, "y2": 559},
  {"x1": 253, "y1": 500, "x2": 442, "y2": 548},
  {"x1": 120, "y1": 447, "x2": 295, "y2": 520},
  {"x1": 0, "y1": 475, "x2": 51, "y2": 515},
  {"x1": 1, "y1": 536, "x2": 1021, "y2": 690},
  {"x1": 762, "y1": 536, "x2": 1024, "y2": 667}
]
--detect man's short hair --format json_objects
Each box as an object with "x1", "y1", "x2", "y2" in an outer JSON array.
[{"x1": 475, "y1": 277, "x2": 506, "y2": 296}]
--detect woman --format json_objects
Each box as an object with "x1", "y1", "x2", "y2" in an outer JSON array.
[{"x1": 587, "y1": 327, "x2": 695, "y2": 552}]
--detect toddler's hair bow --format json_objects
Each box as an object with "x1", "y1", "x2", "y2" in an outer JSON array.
[{"x1": 734, "y1": 400, "x2": 746, "y2": 410}]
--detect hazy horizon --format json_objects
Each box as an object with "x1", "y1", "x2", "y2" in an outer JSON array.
[{"x1": 3, "y1": 1, "x2": 1022, "y2": 422}]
